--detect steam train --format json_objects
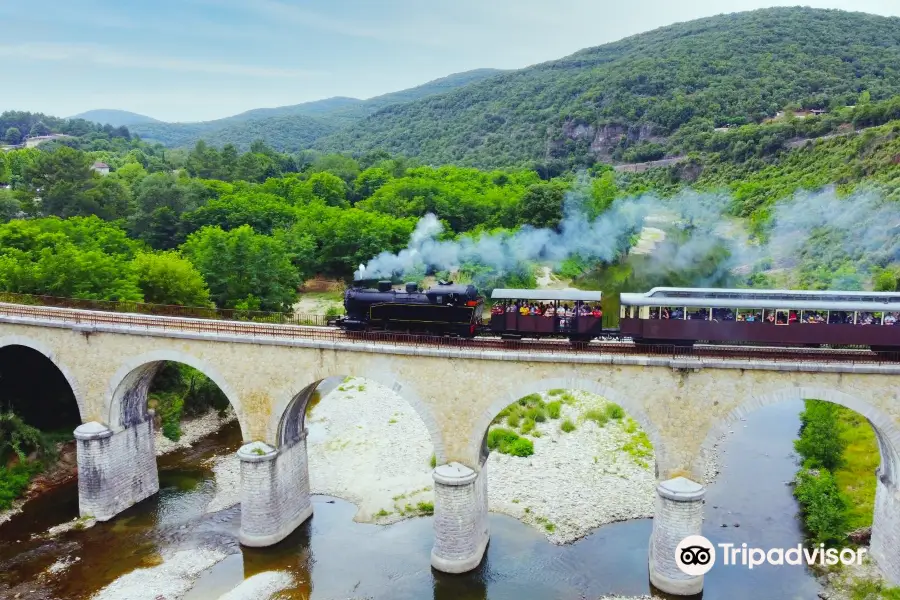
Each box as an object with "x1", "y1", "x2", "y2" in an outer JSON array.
[{"x1": 333, "y1": 281, "x2": 900, "y2": 352}]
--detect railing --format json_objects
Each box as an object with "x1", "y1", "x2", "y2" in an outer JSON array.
[
  {"x1": 0, "y1": 291, "x2": 333, "y2": 327},
  {"x1": 0, "y1": 292, "x2": 898, "y2": 364}
]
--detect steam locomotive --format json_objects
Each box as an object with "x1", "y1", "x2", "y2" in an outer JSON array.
[{"x1": 332, "y1": 280, "x2": 900, "y2": 352}]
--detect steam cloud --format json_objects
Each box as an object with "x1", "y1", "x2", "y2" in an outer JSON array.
[{"x1": 355, "y1": 177, "x2": 900, "y2": 291}]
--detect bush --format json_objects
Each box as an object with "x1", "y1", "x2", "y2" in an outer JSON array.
[
  {"x1": 560, "y1": 419, "x2": 576, "y2": 433},
  {"x1": 548, "y1": 389, "x2": 565, "y2": 396},
  {"x1": 520, "y1": 418, "x2": 535, "y2": 434},
  {"x1": 605, "y1": 403, "x2": 625, "y2": 420},
  {"x1": 507, "y1": 438, "x2": 534, "y2": 457},
  {"x1": 0, "y1": 462, "x2": 42, "y2": 510},
  {"x1": 518, "y1": 393, "x2": 543, "y2": 406},
  {"x1": 417, "y1": 501, "x2": 434, "y2": 515},
  {"x1": 547, "y1": 401, "x2": 562, "y2": 419},
  {"x1": 794, "y1": 468, "x2": 849, "y2": 545},
  {"x1": 487, "y1": 427, "x2": 535, "y2": 457},
  {"x1": 795, "y1": 401, "x2": 846, "y2": 471},
  {"x1": 584, "y1": 409, "x2": 608, "y2": 427},
  {"x1": 526, "y1": 407, "x2": 547, "y2": 423},
  {"x1": 507, "y1": 411, "x2": 521, "y2": 428}
]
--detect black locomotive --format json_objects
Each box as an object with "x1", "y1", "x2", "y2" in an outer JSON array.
[{"x1": 336, "y1": 280, "x2": 484, "y2": 337}]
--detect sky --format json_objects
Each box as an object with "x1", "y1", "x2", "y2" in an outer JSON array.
[{"x1": 3, "y1": 0, "x2": 900, "y2": 123}]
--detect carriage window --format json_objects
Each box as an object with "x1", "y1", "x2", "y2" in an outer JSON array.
[
  {"x1": 828, "y1": 311, "x2": 853, "y2": 324},
  {"x1": 687, "y1": 308, "x2": 710, "y2": 321},
  {"x1": 662, "y1": 306, "x2": 683, "y2": 319},
  {"x1": 800, "y1": 310, "x2": 827, "y2": 324},
  {"x1": 736, "y1": 308, "x2": 763, "y2": 322},
  {"x1": 649, "y1": 307, "x2": 661, "y2": 319},
  {"x1": 712, "y1": 308, "x2": 735, "y2": 321}
]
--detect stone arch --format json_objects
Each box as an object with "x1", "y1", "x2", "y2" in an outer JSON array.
[
  {"x1": 469, "y1": 376, "x2": 666, "y2": 474},
  {"x1": 270, "y1": 371, "x2": 444, "y2": 460},
  {"x1": 106, "y1": 349, "x2": 248, "y2": 439},
  {"x1": 0, "y1": 334, "x2": 86, "y2": 421},
  {"x1": 694, "y1": 386, "x2": 900, "y2": 486}
]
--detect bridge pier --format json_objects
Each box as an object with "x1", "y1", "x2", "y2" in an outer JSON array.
[
  {"x1": 238, "y1": 430, "x2": 313, "y2": 547},
  {"x1": 431, "y1": 460, "x2": 490, "y2": 574},
  {"x1": 649, "y1": 477, "x2": 707, "y2": 596},
  {"x1": 871, "y1": 468, "x2": 900, "y2": 585},
  {"x1": 74, "y1": 416, "x2": 159, "y2": 521}
]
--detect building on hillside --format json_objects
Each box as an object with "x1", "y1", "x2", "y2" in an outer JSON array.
[
  {"x1": 23, "y1": 134, "x2": 73, "y2": 148},
  {"x1": 91, "y1": 162, "x2": 110, "y2": 176}
]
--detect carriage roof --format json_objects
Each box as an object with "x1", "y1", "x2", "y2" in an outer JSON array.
[
  {"x1": 491, "y1": 288, "x2": 602, "y2": 302},
  {"x1": 620, "y1": 287, "x2": 900, "y2": 312}
]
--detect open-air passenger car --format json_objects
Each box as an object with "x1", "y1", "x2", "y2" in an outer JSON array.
[
  {"x1": 619, "y1": 287, "x2": 900, "y2": 351},
  {"x1": 489, "y1": 288, "x2": 605, "y2": 341}
]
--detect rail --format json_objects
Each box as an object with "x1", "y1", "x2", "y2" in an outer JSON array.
[{"x1": 0, "y1": 292, "x2": 898, "y2": 364}]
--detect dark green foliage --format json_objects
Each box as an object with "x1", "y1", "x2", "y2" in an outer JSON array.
[
  {"x1": 0, "y1": 461, "x2": 42, "y2": 510},
  {"x1": 317, "y1": 8, "x2": 900, "y2": 168},
  {"x1": 486, "y1": 427, "x2": 535, "y2": 457},
  {"x1": 795, "y1": 400, "x2": 847, "y2": 471},
  {"x1": 149, "y1": 362, "x2": 231, "y2": 442},
  {"x1": 794, "y1": 468, "x2": 849, "y2": 546}
]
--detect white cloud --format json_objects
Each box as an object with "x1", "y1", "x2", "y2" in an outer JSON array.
[{"x1": 0, "y1": 42, "x2": 319, "y2": 78}]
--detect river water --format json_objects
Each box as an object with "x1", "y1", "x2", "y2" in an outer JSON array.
[{"x1": 0, "y1": 400, "x2": 824, "y2": 600}]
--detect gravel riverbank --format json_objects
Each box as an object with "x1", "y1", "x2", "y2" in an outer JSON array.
[{"x1": 155, "y1": 408, "x2": 237, "y2": 456}]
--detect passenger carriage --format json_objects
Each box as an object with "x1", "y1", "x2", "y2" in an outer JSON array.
[
  {"x1": 619, "y1": 287, "x2": 900, "y2": 351},
  {"x1": 489, "y1": 288, "x2": 605, "y2": 341}
]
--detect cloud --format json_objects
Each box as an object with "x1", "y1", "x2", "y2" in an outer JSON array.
[{"x1": 0, "y1": 42, "x2": 318, "y2": 78}]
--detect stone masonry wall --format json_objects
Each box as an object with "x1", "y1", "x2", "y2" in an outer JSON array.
[
  {"x1": 871, "y1": 473, "x2": 900, "y2": 584},
  {"x1": 649, "y1": 478, "x2": 706, "y2": 595},
  {"x1": 238, "y1": 433, "x2": 312, "y2": 547},
  {"x1": 75, "y1": 416, "x2": 159, "y2": 521},
  {"x1": 431, "y1": 461, "x2": 490, "y2": 573}
]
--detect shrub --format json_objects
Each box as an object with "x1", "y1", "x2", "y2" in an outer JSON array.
[
  {"x1": 560, "y1": 393, "x2": 577, "y2": 405},
  {"x1": 507, "y1": 438, "x2": 534, "y2": 457},
  {"x1": 548, "y1": 389, "x2": 565, "y2": 396},
  {"x1": 429, "y1": 454, "x2": 436, "y2": 468},
  {"x1": 487, "y1": 427, "x2": 535, "y2": 457},
  {"x1": 507, "y1": 411, "x2": 521, "y2": 428},
  {"x1": 605, "y1": 403, "x2": 625, "y2": 420},
  {"x1": 417, "y1": 501, "x2": 434, "y2": 515},
  {"x1": 560, "y1": 419, "x2": 576, "y2": 433},
  {"x1": 547, "y1": 401, "x2": 562, "y2": 419},
  {"x1": 584, "y1": 409, "x2": 608, "y2": 427},
  {"x1": 795, "y1": 401, "x2": 846, "y2": 471},
  {"x1": 0, "y1": 462, "x2": 42, "y2": 510},
  {"x1": 518, "y1": 393, "x2": 543, "y2": 406},
  {"x1": 487, "y1": 428, "x2": 520, "y2": 450},
  {"x1": 520, "y1": 418, "x2": 535, "y2": 434},
  {"x1": 794, "y1": 468, "x2": 849, "y2": 545},
  {"x1": 526, "y1": 407, "x2": 547, "y2": 423}
]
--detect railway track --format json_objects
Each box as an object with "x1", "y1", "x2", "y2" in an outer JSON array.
[{"x1": 0, "y1": 300, "x2": 895, "y2": 364}]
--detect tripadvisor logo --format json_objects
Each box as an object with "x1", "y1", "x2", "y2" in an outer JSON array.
[{"x1": 675, "y1": 535, "x2": 868, "y2": 575}]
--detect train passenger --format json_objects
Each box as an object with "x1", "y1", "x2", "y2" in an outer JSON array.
[
  {"x1": 886, "y1": 313, "x2": 897, "y2": 325},
  {"x1": 519, "y1": 303, "x2": 530, "y2": 316},
  {"x1": 789, "y1": 311, "x2": 798, "y2": 323},
  {"x1": 767, "y1": 313, "x2": 775, "y2": 323},
  {"x1": 591, "y1": 306, "x2": 603, "y2": 318},
  {"x1": 662, "y1": 308, "x2": 670, "y2": 319},
  {"x1": 544, "y1": 305, "x2": 555, "y2": 318}
]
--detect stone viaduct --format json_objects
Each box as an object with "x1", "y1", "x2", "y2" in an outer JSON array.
[{"x1": 1, "y1": 303, "x2": 899, "y2": 596}]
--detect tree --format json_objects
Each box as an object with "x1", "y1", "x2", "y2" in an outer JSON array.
[
  {"x1": 29, "y1": 121, "x2": 50, "y2": 137},
  {"x1": 133, "y1": 251, "x2": 213, "y2": 307},
  {"x1": 794, "y1": 401, "x2": 846, "y2": 471},
  {"x1": 25, "y1": 146, "x2": 96, "y2": 218},
  {"x1": 519, "y1": 183, "x2": 566, "y2": 229},
  {"x1": 4, "y1": 127, "x2": 21, "y2": 145},
  {"x1": 0, "y1": 189, "x2": 21, "y2": 223},
  {"x1": 304, "y1": 172, "x2": 348, "y2": 207},
  {"x1": 181, "y1": 225, "x2": 299, "y2": 311}
]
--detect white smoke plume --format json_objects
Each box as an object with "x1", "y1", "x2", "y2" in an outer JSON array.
[{"x1": 354, "y1": 178, "x2": 900, "y2": 291}]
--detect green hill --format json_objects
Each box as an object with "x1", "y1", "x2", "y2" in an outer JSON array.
[
  {"x1": 128, "y1": 68, "x2": 505, "y2": 150},
  {"x1": 70, "y1": 109, "x2": 160, "y2": 127},
  {"x1": 315, "y1": 7, "x2": 900, "y2": 168}
]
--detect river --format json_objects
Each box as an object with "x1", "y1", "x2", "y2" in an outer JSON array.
[{"x1": 0, "y1": 399, "x2": 823, "y2": 600}]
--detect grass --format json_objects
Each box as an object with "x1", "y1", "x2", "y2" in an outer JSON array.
[
  {"x1": 832, "y1": 406, "x2": 879, "y2": 531},
  {"x1": 560, "y1": 418, "x2": 576, "y2": 433},
  {"x1": 547, "y1": 401, "x2": 562, "y2": 419},
  {"x1": 494, "y1": 393, "x2": 550, "y2": 437},
  {"x1": 605, "y1": 403, "x2": 625, "y2": 420},
  {"x1": 416, "y1": 501, "x2": 434, "y2": 515},
  {"x1": 374, "y1": 509, "x2": 391, "y2": 518},
  {"x1": 583, "y1": 408, "x2": 608, "y2": 427},
  {"x1": 429, "y1": 454, "x2": 436, "y2": 468},
  {"x1": 487, "y1": 427, "x2": 535, "y2": 457},
  {"x1": 388, "y1": 419, "x2": 397, "y2": 424},
  {"x1": 620, "y1": 430, "x2": 654, "y2": 468},
  {"x1": 846, "y1": 577, "x2": 900, "y2": 600},
  {"x1": 548, "y1": 389, "x2": 565, "y2": 396}
]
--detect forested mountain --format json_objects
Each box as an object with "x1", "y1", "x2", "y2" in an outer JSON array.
[
  {"x1": 70, "y1": 109, "x2": 161, "y2": 127},
  {"x1": 126, "y1": 69, "x2": 504, "y2": 150},
  {"x1": 316, "y1": 7, "x2": 900, "y2": 168}
]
